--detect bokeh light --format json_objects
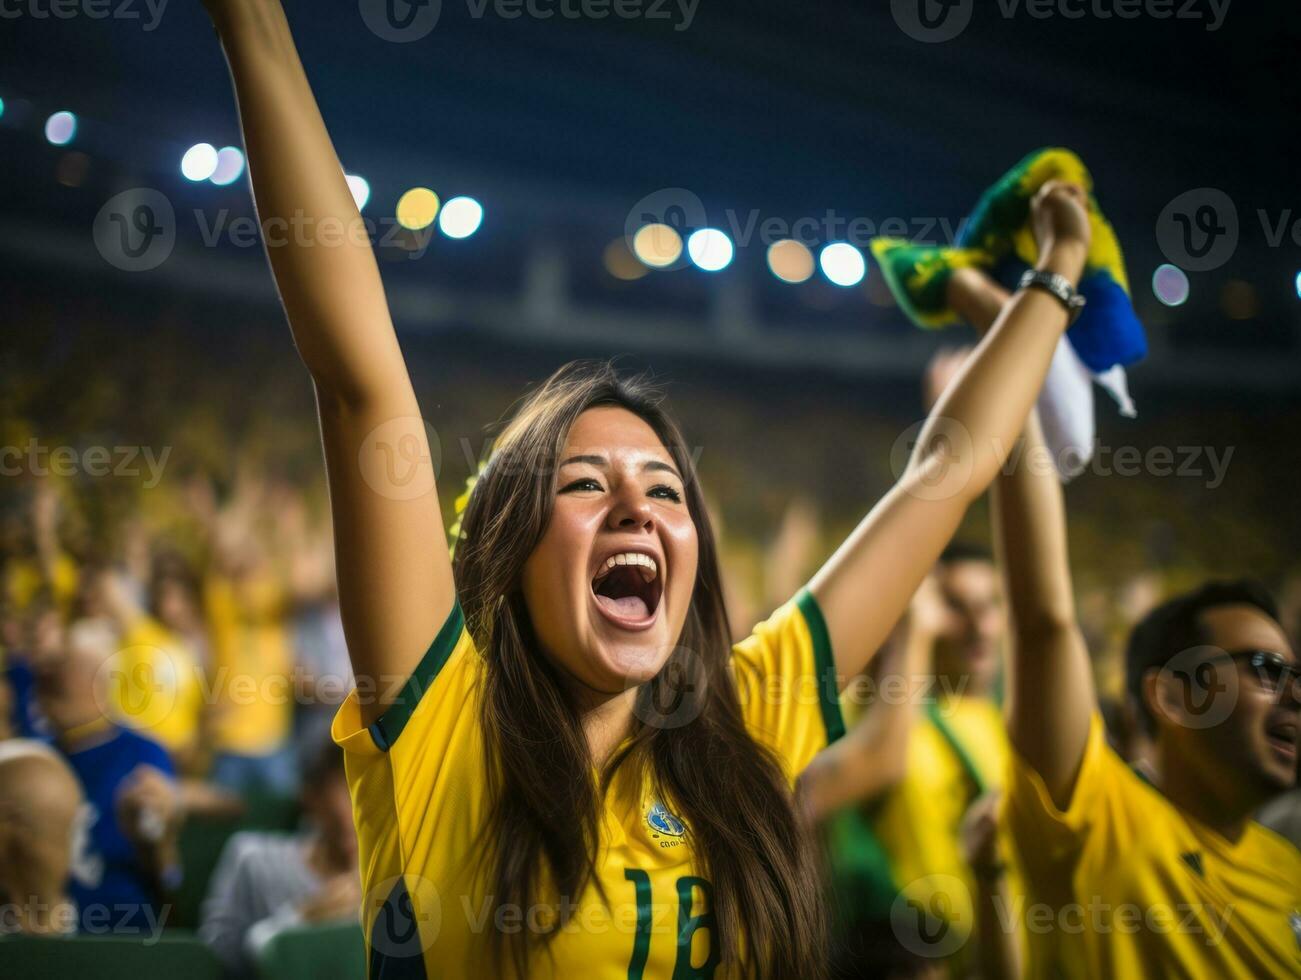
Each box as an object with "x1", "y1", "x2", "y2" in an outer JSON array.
[
  {"x1": 396, "y1": 187, "x2": 440, "y2": 231},
  {"x1": 603, "y1": 239, "x2": 647, "y2": 281},
  {"x1": 1295, "y1": 271, "x2": 1301, "y2": 300},
  {"x1": 181, "y1": 143, "x2": 219, "y2": 182},
  {"x1": 210, "y1": 146, "x2": 246, "y2": 186},
  {"x1": 767, "y1": 239, "x2": 814, "y2": 284},
  {"x1": 438, "y1": 196, "x2": 483, "y2": 239},
  {"x1": 345, "y1": 174, "x2": 370, "y2": 211},
  {"x1": 0, "y1": 97, "x2": 6, "y2": 121},
  {"x1": 632, "y1": 223, "x2": 682, "y2": 269},
  {"x1": 687, "y1": 228, "x2": 734, "y2": 272},
  {"x1": 1152, "y1": 263, "x2": 1189, "y2": 307},
  {"x1": 44, "y1": 110, "x2": 76, "y2": 146},
  {"x1": 819, "y1": 242, "x2": 866, "y2": 287}
]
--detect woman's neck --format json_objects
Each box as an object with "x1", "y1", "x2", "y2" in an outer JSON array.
[{"x1": 577, "y1": 687, "x2": 638, "y2": 768}]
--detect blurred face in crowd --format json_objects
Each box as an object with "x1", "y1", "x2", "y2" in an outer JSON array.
[
  {"x1": 304, "y1": 769, "x2": 358, "y2": 867},
  {"x1": 33, "y1": 619, "x2": 115, "y2": 734},
  {"x1": 931, "y1": 559, "x2": 1004, "y2": 695},
  {"x1": 24, "y1": 606, "x2": 66, "y2": 673},
  {"x1": 153, "y1": 576, "x2": 199, "y2": 633},
  {"x1": 1153, "y1": 604, "x2": 1299, "y2": 801}
]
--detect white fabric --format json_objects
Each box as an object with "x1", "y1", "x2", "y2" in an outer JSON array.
[{"x1": 1035, "y1": 337, "x2": 1138, "y2": 483}]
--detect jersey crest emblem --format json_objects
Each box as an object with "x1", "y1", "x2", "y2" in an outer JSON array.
[{"x1": 646, "y1": 800, "x2": 686, "y2": 838}]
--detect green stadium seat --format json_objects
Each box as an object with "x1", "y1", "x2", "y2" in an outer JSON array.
[
  {"x1": 254, "y1": 921, "x2": 367, "y2": 980},
  {"x1": 1, "y1": 930, "x2": 223, "y2": 980}
]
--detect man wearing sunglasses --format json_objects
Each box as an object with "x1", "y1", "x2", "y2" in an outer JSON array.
[{"x1": 988, "y1": 404, "x2": 1301, "y2": 977}]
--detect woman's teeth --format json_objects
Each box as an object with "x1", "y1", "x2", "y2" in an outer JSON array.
[{"x1": 595, "y1": 552, "x2": 658, "y2": 582}]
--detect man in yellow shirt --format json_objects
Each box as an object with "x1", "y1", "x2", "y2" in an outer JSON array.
[
  {"x1": 804, "y1": 546, "x2": 1019, "y2": 978},
  {"x1": 985, "y1": 346, "x2": 1301, "y2": 974}
]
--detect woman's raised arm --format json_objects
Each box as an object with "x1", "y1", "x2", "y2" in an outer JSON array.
[
  {"x1": 807, "y1": 182, "x2": 1090, "y2": 687},
  {"x1": 205, "y1": 0, "x2": 454, "y2": 721}
]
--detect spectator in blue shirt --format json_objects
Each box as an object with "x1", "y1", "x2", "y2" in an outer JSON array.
[{"x1": 33, "y1": 617, "x2": 183, "y2": 937}]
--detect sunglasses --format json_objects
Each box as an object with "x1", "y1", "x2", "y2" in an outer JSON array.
[{"x1": 1203, "y1": 649, "x2": 1301, "y2": 698}]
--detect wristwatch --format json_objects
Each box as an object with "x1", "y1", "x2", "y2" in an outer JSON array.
[{"x1": 1019, "y1": 269, "x2": 1086, "y2": 322}]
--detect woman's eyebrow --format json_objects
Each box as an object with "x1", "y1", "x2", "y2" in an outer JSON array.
[
  {"x1": 559, "y1": 454, "x2": 607, "y2": 469},
  {"x1": 559, "y1": 454, "x2": 682, "y2": 480},
  {"x1": 644, "y1": 459, "x2": 683, "y2": 480}
]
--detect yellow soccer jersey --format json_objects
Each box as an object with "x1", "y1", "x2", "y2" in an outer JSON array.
[
  {"x1": 864, "y1": 696, "x2": 1022, "y2": 972},
  {"x1": 107, "y1": 614, "x2": 204, "y2": 760},
  {"x1": 204, "y1": 573, "x2": 294, "y2": 756},
  {"x1": 1005, "y1": 712, "x2": 1301, "y2": 979},
  {"x1": 332, "y1": 589, "x2": 844, "y2": 978}
]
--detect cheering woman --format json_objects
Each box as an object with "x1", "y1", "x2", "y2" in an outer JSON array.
[{"x1": 201, "y1": 2, "x2": 1091, "y2": 975}]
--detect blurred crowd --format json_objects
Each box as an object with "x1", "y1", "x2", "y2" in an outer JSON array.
[
  {"x1": 4, "y1": 456, "x2": 1298, "y2": 975},
  {"x1": 2, "y1": 302, "x2": 1300, "y2": 976},
  {"x1": 0, "y1": 474, "x2": 360, "y2": 974}
]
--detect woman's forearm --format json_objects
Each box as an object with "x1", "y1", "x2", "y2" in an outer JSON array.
[
  {"x1": 211, "y1": 1, "x2": 412, "y2": 406},
  {"x1": 907, "y1": 242, "x2": 1087, "y2": 506},
  {"x1": 992, "y1": 412, "x2": 1078, "y2": 635}
]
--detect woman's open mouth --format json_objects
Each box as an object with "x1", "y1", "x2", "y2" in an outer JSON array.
[{"x1": 591, "y1": 551, "x2": 663, "y2": 631}]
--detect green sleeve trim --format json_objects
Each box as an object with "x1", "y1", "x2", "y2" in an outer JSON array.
[
  {"x1": 368, "y1": 600, "x2": 465, "y2": 752},
  {"x1": 796, "y1": 588, "x2": 846, "y2": 745}
]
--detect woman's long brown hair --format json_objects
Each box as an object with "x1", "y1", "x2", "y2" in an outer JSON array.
[{"x1": 452, "y1": 361, "x2": 827, "y2": 978}]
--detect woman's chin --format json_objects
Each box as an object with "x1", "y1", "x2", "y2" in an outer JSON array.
[{"x1": 586, "y1": 634, "x2": 671, "y2": 693}]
